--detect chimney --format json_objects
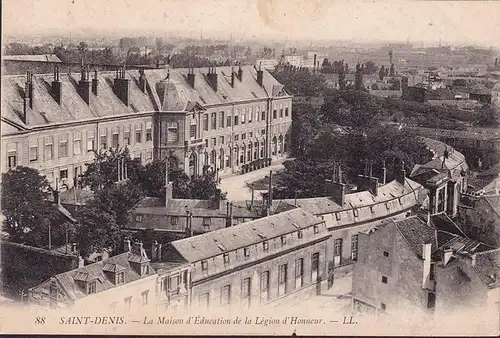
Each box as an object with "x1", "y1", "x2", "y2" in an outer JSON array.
[
  {"x1": 422, "y1": 243, "x2": 432, "y2": 288},
  {"x1": 151, "y1": 240, "x2": 161, "y2": 261},
  {"x1": 91, "y1": 69, "x2": 98, "y2": 96},
  {"x1": 52, "y1": 65, "x2": 62, "y2": 105},
  {"x1": 256, "y1": 63, "x2": 264, "y2": 87},
  {"x1": 71, "y1": 243, "x2": 78, "y2": 254},
  {"x1": 443, "y1": 248, "x2": 453, "y2": 265},
  {"x1": 381, "y1": 160, "x2": 387, "y2": 185},
  {"x1": 238, "y1": 65, "x2": 243, "y2": 81},
  {"x1": 131, "y1": 241, "x2": 145, "y2": 256},
  {"x1": 26, "y1": 71, "x2": 34, "y2": 109},
  {"x1": 397, "y1": 161, "x2": 406, "y2": 185},
  {"x1": 138, "y1": 69, "x2": 146, "y2": 92},
  {"x1": 326, "y1": 163, "x2": 346, "y2": 207},
  {"x1": 185, "y1": 211, "x2": 194, "y2": 237},
  {"x1": 469, "y1": 253, "x2": 476, "y2": 267},
  {"x1": 422, "y1": 243, "x2": 432, "y2": 260},
  {"x1": 113, "y1": 65, "x2": 130, "y2": 106},
  {"x1": 187, "y1": 67, "x2": 195, "y2": 89},
  {"x1": 206, "y1": 66, "x2": 218, "y2": 92},
  {"x1": 78, "y1": 65, "x2": 91, "y2": 105},
  {"x1": 123, "y1": 239, "x2": 131, "y2": 252},
  {"x1": 231, "y1": 66, "x2": 235, "y2": 87}
]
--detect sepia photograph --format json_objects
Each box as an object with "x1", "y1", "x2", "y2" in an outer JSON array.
[{"x1": 1, "y1": 0, "x2": 499, "y2": 335}]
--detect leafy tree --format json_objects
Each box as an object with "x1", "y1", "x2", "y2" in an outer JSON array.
[
  {"x1": 355, "y1": 63, "x2": 363, "y2": 90},
  {"x1": 271, "y1": 68, "x2": 326, "y2": 97},
  {"x1": 474, "y1": 105, "x2": 499, "y2": 128},
  {"x1": 364, "y1": 61, "x2": 377, "y2": 75},
  {"x1": 1, "y1": 167, "x2": 63, "y2": 246},
  {"x1": 379, "y1": 66, "x2": 386, "y2": 80},
  {"x1": 390, "y1": 63, "x2": 395, "y2": 76},
  {"x1": 73, "y1": 205, "x2": 121, "y2": 257},
  {"x1": 80, "y1": 148, "x2": 142, "y2": 191}
]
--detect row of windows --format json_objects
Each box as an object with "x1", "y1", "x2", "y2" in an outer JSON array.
[
  {"x1": 197, "y1": 104, "x2": 290, "y2": 133},
  {"x1": 331, "y1": 235, "x2": 359, "y2": 265},
  {"x1": 198, "y1": 252, "x2": 320, "y2": 309},
  {"x1": 200, "y1": 226, "x2": 320, "y2": 271},
  {"x1": 6, "y1": 124, "x2": 152, "y2": 168},
  {"x1": 108, "y1": 291, "x2": 149, "y2": 310}
]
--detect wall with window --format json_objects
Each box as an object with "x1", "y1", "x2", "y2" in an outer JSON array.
[
  {"x1": 156, "y1": 266, "x2": 191, "y2": 311},
  {"x1": 352, "y1": 223, "x2": 429, "y2": 317},
  {"x1": 2, "y1": 114, "x2": 154, "y2": 189}
]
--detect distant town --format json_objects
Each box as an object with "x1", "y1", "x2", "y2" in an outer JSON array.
[{"x1": 1, "y1": 28, "x2": 499, "y2": 334}]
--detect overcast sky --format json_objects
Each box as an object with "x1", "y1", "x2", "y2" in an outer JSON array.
[{"x1": 3, "y1": 0, "x2": 500, "y2": 47}]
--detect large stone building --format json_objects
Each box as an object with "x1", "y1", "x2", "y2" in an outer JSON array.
[
  {"x1": 159, "y1": 208, "x2": 331, "y2": 310},
  {"x1": 1, "y1": 64, "x2": 292, "y2": 188}
]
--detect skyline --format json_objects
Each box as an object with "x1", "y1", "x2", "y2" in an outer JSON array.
[{"x1": 2, "y1": 0, "x2": 500, "y2": 48}]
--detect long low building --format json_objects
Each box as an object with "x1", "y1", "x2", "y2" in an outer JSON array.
[{"x1": 1, "y1": 64, "x2": 292, "y2": 188}]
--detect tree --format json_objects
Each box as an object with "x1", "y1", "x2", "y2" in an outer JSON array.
[
  {"x1": 364, "y1": 61, "x2": 377, "y2": 75},
  {"x1": 1, "y1": 167, "x2": 62, "y2": 246},
  {"x1": 355, "y1": 63, "x2": 363, "y2": 90},
  {"x1": 379, "y1": 66, "x2": 386, "y2": 80},
  {"x1": 73, "y1": 205, "x2": 121, "y2": 257},
  {"x1": 390, "y1": 63, "x2": 395, "y2": 76},
  {"x1": 77, "y1": 41, "x2": 88, "y2": 61}
]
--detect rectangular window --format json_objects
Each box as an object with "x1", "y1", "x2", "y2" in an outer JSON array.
[
  {"x1": 260, "y1": 270, "x2": 270, "y2": 302},
  {"x1": 351, "y1": 235, "x2": 359, "y2": 261},
  {"x1": 190, "y1": 123, "x2": 197, "y2": 139},
  {"x1": 87, "y1": 131, "x2": 95, "y2": 151},
  {"x1": 243, "y1": 247, "x2": 250, "y2": 257},
  {"x1": 278, "y1": 264, "x2": 287, "y2": 296},
  {"x1": 226, "y1": 114, "x2": 232, "y2": 127},
  {"x1": 429, "y1": 264, "x2": 435, "y2": 281},
  {"x1": 124, "y1": 126, "x2": 131, "y2": 145},
  {"x1": 219, "y1": 136, "x2": 224, "y2": 145},
  {"x1": 221, "y1": 285, "x2": 231, "y2": 307},
  {"x1": 297, "y1": 230, "x2": 303, "y2": 239},
  {"x1": 223, "y1": 253, "x2": 230, "y2": 264},
  {"x1": 203, "y1": 114, "x2": 209, "y2": 131},
  {"x1": 219, "y1": 111, "x2": 225, "y2": 128},
  {"x1": 124, "y1": 297, "x2": 132, "y2": 309},
  {"x1": 383, "y1": 251, "x2": 389, "y2": 257},
  {"x1": 145, "y1": 122, "x2": 152, "y2": 142},
  {"x1": 135, "y1": 124, "x2": 142, "y2": 144},
  {"x1": 241, "y1": 110, "x2": 246, "y2": 124},
  {"x1": 295, "y1": 258, "x2": 304, "y2": 288},
  {"x1": 334, "y1": 238, "x2": 342, "y2": 266},
  {"x1": 112, "y1": 128, "x2": 119, "y2": 148},
  {"x1": 285, "y1": 107, "x2": 289, "y2": 117},
  {"x1": 146, "y1": 151, "x2": 152, "y2": 161},
  {"x1": 427, "y1": 292, "x2": 436, "y2": 309},
  {"x1": 312, "y1": 252, "x2": 319, "y2": 282},
  {"x1": 261, "y1": 110, "x2": 266, "y2": 121},
  {"x1": 59, "y1": 134, "x2": 68, "y2": 158},
  {"x1": 241, "y1": 133, "x2": 246, "y2": 140},
  {"x1": 166, "y1": 122, "x2": 178, "y2": 142},
  {"x1": 279, "y1": 106, "x2": 283, "y2": 118},
  {"x1": 382, "y1": 276, "x2": 388, "y2": 284},
  {"x1": 170, "y1": 216, "x2": 178, "y2": 226},
  {"x1": 100, "y1": 129, "x2": 107, "y2": 150},
  {"x1": 353, "y1": 209, "x2": 359, "y2": 217},
  {"x1": 201, "y1": 260, "x2": 208, "y2": 271},
  {"x1": 256, "y1": 106, "x2": 260, "y2": 121},
  {"x1": 234, "y1": 134, "x2": 239, "y2": 141},
  {"x1": 273, "y1": 109, "x2": 277, "y2": 119},
  {"x1": 234, "y1": 114, "x2": 239, "y2": 126},
  {"x1": 141, "y1": 290, "x2": 149, "y2": 306},
  {"x1": 60, "y1": 169, "x2": 68, "y2": 180},
  {"x1": 117, "y1": 272, "x2": 125, "y2": 284},
  {"x1": 88, "y1": 281, "x2": 96, "y2": 294},
  {"x1": 202, "y1": 217, "x2": 211, "y2": 230},
  {"x1": 241, "y1": 277, "x2": 251, "y2": 308},
  {"x1": 73, "y1": 132, "x2": 82, "y2": 155},
  {"x1": 29, "y1": 139, "x2": 38, "y2": 162},
  {"x1": 313, "y1": 225, "x2": 319, "y2": 234},
  {"x1": 248, "y1": 108, "x2": 253, "y2": 123},
  {"x1": 211, "y1": 112, "x2": 217, "y2": 130},
  {"x1": 44, "y1": 136, "x2": 53, "y2": 160},
  {"x1": 281, "y1": 235, "x2": 286, "y2": 245},
  {"x1": 263, "y1": 241, "x2": 269, "y2": 251},
  {"x1": 211, "y1": 138, "x2": 216, "y2": 147},
  {"x1": 199, "y1": 293, "x2": 210, "y2": 309}
]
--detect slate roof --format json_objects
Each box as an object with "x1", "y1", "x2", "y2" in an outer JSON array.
[
  {"x1": 32, "y1": 249, "x2": 155, "y2": 302},
  {"x1": 2, "y1": 54, "x2": 62, "y2": 62},
  {"x1": 473, "y1": 249, "x2": 500, "y2": 288},
  {"x1": 394, "y1": 217, "x2": 438, "y2": 259},
  {"x1": 429, "y1": 212, "x2": 467, "y2": 237},
  {"x1": 1, "y1": 66, "x2": 287, "y2": 133},
  {"x1": 170, "y1": 208, "x2": 326, "y2": 263}
]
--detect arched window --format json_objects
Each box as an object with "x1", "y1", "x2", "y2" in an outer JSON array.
[
  {"x1": 260, "y1": 141, "x2": 265, "y2": 158},
  {"x1": 210, "y1": 150, "x2": 216, "y2": 166},
  {"x1": 247, "y1": 142, "x2": 252, "y2": 162},
  {"x1": 241, "y1": 144, "x2": 246, "y2": 164},
  {"x1": 166, "y1": 122, "x2": 179, "y2": 142},
  {"x1": 219, "y1": 148, "x2": 225, "y2": 170},
  {"x1": 254, "y1": 141, "x2": 259, "y2": 160},
  {"x1": 272, "y1": 136, "x2": 277, "y2": 156},
  {"x1": 278, "y1": 135, "x2": 283, "y2": 154},
  {"x1": 234, "y1": 146, "x2": 239, "y2": 166},
  {"x1": 204, "y1": 151, "x2": 209, "y2": 166}
]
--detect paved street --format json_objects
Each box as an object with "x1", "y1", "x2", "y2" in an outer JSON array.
[{"x1": 220, "y1": 158, "x2": 289, "y2": 200}]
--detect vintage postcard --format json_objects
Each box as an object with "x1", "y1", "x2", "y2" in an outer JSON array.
[{"x1": 1, "y1": 0, "x2": 499, "y2": 336}]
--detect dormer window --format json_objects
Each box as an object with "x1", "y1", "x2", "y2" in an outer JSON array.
[
  {"x1": 87, "y1": 281, "x2": 96, "y2": 295},
  {"x1": 223, "y1": 253, "x2": 230, "y2": 264},
  {"x1": 141, "y1": 265, "x2": 149, "y2": 275},
  {"x1": 201, "y1": 260, "x2": 208, "y2": 271},
  {"x1": 281, "y1": 236, "x2": 286, "y2": 245},
  {"x1": 263, "y1": 241, "x2": 269, "y2": 251},
  {"x1": 313, "y1": 225, "x2": 319, "y2": 234},
  {"x1": 353, "y1": 209, "x2": 359, "y2": 217},
  {"x1": 135, "y1": 214, "x2": 143, "y2": 223},
  {"x1": 117, "y1": 272, "x2": 125, "y2": 285},
  {"x1": 335, "y1": 213, "x2": 341, "y2": 221},
  {"x1": 244, "y1": 247, "x2": 250, "y2": 257},
  {"x1": 297, "y1": 230, "x2": 303, "y2": 239}
]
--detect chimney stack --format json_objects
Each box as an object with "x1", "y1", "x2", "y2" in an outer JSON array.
[
  {"x1": 397, "y1": 161, "x2": 406, "y2": 185},
  {"x1": 26, "y1": 71, "x2": 34, "y2": 109},
  {"x1": 78, "y1": 65, "x2": 91, "y2": 105},
  {"x1": 256, "y1": 63, "x2": 264, "y2": 87},
  {"x1": 131, "y1": 241, "x2": 145, "y2": 257},
  {"x1": 123, "y1": 239, "x2": 131, "y2": 252},
  {"x1": 206, "y1": 66, "x2": 218, "y2": 92},
  {"x1": 326, "y1": 163, "x2": 346, "y2": 207},
  {"x1": 237, "y1": 65, "x2": 243, "y2": 81},
  {"x1": 138, "y1": 69, "x2": 146, "y2": 92},
  {"x1": 91, "y1": 69, "x2": 98, "y2": 96},
  {"x1": 52, "y1": 66, "x2": 62, "y2": 105},
  {"x1": 113, "y1": 65, "x2": 130, "y2": 106},
  {"x1": 187, "y1": 67, "x2": 195, "y2": 89},
  {"x1": 443, "y1": 248, "x2": 453, "y2": 265}
]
